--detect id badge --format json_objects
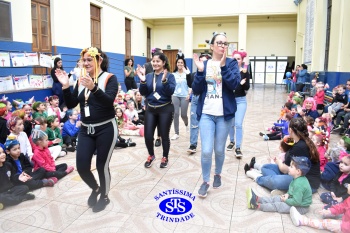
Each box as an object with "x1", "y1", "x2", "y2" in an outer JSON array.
[
  {"x1": 84, "y1": 106, "x2": 90, "y2": 117},
  {"x1": 153, "y1": 92, "x2": 161, "y2": 100}
]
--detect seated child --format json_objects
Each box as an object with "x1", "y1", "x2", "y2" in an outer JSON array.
[
  {"x1": 0, "y1": 143, "x2": 35, "y2": 209},
  {"x1": 62, "y1": 109, "x2": 81, "y2": 152},
  {"x1": 260, "y1": 113, "x2": 292, "y2": 141},
  {"x1": 314, "y1": 82, "x2": 325, "y2": 112},
  {"x1": 115, "y1": 107, "x2": 144, "y2": 136},
  {"x1": 311, "y1": 133, "x2": 328, "y2": 172},
  {"x1": 115, "y1": 136, "x2": 136, "y2": 148},
  {"x1": 2, "y1": 99, "x2": 12, "y2": 121},
  {"x1": 303, "y1": 116, "x2": 314, "y2": 134},
  {"x1": 297, "y1": 97, "x2": 319, "y2": 120},
  {"x1": 124, "y1": 100, "x2": 144, "y2": 125},
  {"x1": 328, "y1": 84, "x2": 347, "y2": 117},
  {"x1": 0, "y1": 103, "x2": 10, "y2": 144},
  {"x1": 32, "y1": 101, "x2": 48, "y2": 119},
  {"x1": 7, "y1": 116, "x2": 33, "y2": 161},
  {"x1": 290, "y1": 183, "x2": 350, "y2": 233},
  {"x1": 4, "y1": 136, "x2": 55, "y2": 189},
  {"x1": 246, "y1": 156, "x2": 312, "y2": 214},
  {"x1": 319, "y1": 155, "x2": 350, "y2": 209},
  {"x1": 46, "y1": 116, "x2": 66, "y2": 158},
  {"x1": 47, "y1": 95, "x2": 67, "y2": 123},
  {"x1": 31, "y1": 129, "x2": 74, "y2": 180},
  {"x1": 30, "y1": 117, "x2": 64, "y2": 161}
]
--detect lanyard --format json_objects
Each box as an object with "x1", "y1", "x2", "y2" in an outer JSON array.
[{"x1": 153, "y1": 73, "x2": 157, "y2": 92}]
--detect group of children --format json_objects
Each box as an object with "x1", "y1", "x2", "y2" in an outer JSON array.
[{"x1": 248, "y1": 84, "x2": 350, "y2": 232}]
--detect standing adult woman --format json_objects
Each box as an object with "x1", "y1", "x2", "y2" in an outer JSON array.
[
  {"x1": 171, "y1": 57, "x2": 192, "y2": 140},
  {"x1": 55, "y1": 47, "x2": 119, "y2": 212},
  {"x1": 247, "y1": 117, "x2": 320, "y2": 193},
  {"x1": 192, "y1": 32, "x2": 240, "y2": 197},
  {"x1": 136, "y1": 52, "x2": 175, "y2": 169},
  {"x1": 51, "y1": 57, "x2": 65, "y2": 105},
  {"x1": 124, "y1": 58, "x2": 137, "y2": 91},
  {"x1": 296, "y1": 64, "x2": 308, "y2": 92},
  {"x1": 226, "y1": 50, "x2": 250, "y2": 158}
]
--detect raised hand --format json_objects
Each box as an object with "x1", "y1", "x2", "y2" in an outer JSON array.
[
  {"x1": 220, "y1": 48, "x2": 227, "y2": 67},
  {"x1": 55, "y1": 69, "x2": 70, "y2": 88},
  {"x1": 136, "y1": 64, "x2": 146, "y2": 81},
  {"x1": 162, "y1": 69, "x2": 168, "y2": 82},
  {"x1": 193, "y1": 54, "x2": 204, "y2": 71}
]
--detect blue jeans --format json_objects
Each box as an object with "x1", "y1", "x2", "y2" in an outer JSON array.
[
  {"x1": 190, "y1": 95, "x2": 199, "y2": 147},
  {"x1": 256, "y1": 164, "x2": 293, "y2": 190},
  {"x1": 199, "y1": 114, "x2": 233, "y2": 182},
  {"x1": 229, "y1": 96, "x2": 247, "y2": 148},
  {"x1": 290, "y1": 82, "x2": 296, "y2": 92}
]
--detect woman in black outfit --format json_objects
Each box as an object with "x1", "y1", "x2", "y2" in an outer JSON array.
[
  {"x1": 124, "y1": 58, "x2": 137, "y2": 91},
  {"x1": 51, "y1": 57, "x2": 65, "y2": 106},
  {"x1": 55, "y1": 47, "x2": 119, "y2": 212},
  {"x1": 136, "y1": 52, "x2": 176, "y2": 169}
]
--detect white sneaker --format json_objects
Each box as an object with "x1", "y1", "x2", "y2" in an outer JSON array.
[
  {"x1": 270, "y1": 189, "x2": 286, "y2": 196},
  {"x1": 290, "y1": 206, "x2": 302, "y2": 227},
  {"x1": 171, "y1": 134, "x2": 179, "y2": 140},
  {"x1": 246, "y1": 169, "x2": 262, "y2": 181},
  {"x1": 58, "y1": 151, "x2": 66, "y2": 158}
]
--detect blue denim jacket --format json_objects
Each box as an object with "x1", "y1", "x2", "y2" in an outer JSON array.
[{"x1": 192, "y1": 58, "x2": 240, "y2": 121}]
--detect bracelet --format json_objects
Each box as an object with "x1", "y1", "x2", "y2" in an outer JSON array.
[{"x1": 92, "y1": 85, "x2": 99, "y2": 93}]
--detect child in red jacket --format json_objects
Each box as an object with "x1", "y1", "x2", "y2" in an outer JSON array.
[{"x1": 31, "y1": 130, "x2": 74, "y2": 180}]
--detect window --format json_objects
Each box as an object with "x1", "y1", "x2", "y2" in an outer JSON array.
[
  {"x1": 0, "y1": 1, "x2": 13, "y2": 41},
  {"x1": 125, "y1": 18, "x2": 131, "y2": 58},
  {"x1": 90, "y1": 5, "x2": 101, "y2": 48},
  {"x1": 147, "y1": 27, "x2": 151, "y2": 59}
]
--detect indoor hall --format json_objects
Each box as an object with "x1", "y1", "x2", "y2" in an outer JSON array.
[{"x1": 0, "y1": 84, "x2": 333, "y2": 233}]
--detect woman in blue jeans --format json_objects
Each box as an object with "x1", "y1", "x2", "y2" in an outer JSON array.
[
  {"x1": 227, "y1": 50, "x2": 250, "y2": 158},
  {"x1": 246, "y1": 117, "x2": 320, "y2": 193},
  {"x1": 192, "y1": 32, "x2": 240, "y2": 198}
]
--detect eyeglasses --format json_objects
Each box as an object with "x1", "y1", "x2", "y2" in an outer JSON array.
[{"x1": 215, "y1": 41, "x2": 230, "y2": 47}]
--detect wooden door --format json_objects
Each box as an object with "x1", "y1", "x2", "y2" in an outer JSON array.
[
  {"x1": 162, "y1": 50, "x2": 178, "y2": 72},
  {"x1": 31, "y1": 0, "x2": 51, "y2": 74}
]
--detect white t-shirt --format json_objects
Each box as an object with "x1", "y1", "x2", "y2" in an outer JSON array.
[
  {"x1": 202, "y1": 60, "x2": 223, "y2": 116},
  {"x1": 124, "y1": 109, "x2": 138, "y2": 121}
]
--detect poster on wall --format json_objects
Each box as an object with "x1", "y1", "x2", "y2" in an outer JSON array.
[
  {"x1": 29, "y1": 75, "x2": 44, "y2": 88},
  {"x1": 10, "y1": 53, "x2": 28, "y2": 67},
  {"x1": 266, "y1": 62, "x2": 276, "y2": 72},
  {"x1": 25, "y1": 53, "x2": 39, "y2": 66},
  {"x1": 0, "y1": 76, "x2": 14, "y2": 92},
  {"x1": 43, "y1": 75, "x2": 53, "y2": 88},
  {"x1": 39, "y1": 54, "x2": 52, "y2": 68},
  {"x1": 0, "y1": 52, "x2": 11, "y2": 67},
  {"x1": 13, "y1": 75, "x2": 30, "y2": 90}
]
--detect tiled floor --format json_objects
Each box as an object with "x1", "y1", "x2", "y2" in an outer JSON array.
[{"x1": 0, "y1": 84, "x2": 333, "y2": 232}]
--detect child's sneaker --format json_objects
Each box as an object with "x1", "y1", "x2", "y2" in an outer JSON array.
[
  {"x1": 144, "y1": 155, "x2": 156, "y2": 168},
  {"x1": 48, "y1": 177, "x2": 58, "y2": 184},
  {"x1": 42, "y1": 178, "x2": 55, "y2": 187},
  {"x1": 23, "y1": 192, "x2": 35, "y2": 201},
  {"x1": 263, "y1": 134, "x2": 269, "y2": 141},
  {"x1": 290, "y1": 206, "x2": 302, "y2": 226},
  {"x1": 246, "y1": 188, "x2": 258, "y2": 209},
  {"x1": 65, "y1": 166, "x2": 75, "y2": 174},
  {"x1": 271, "y1": 189, "x2": 285, "y2": 196},
  {"x1": 58, "y1": 151, "x2": 67, "y2": 158}
]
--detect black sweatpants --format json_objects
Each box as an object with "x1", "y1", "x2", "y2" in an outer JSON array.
[
  {"x1": 63, "y1": 135, "x2": 77, "y2": 146},
  {"x1": 124, "y1": 77, "x2": 137, "y2": 91},
  {"x1": 45, "y1": 164, "x2": 68, "y2": 179},
  {"x1": 15, "y1": 167, "x2": 46, "y2": 190},
  {"x1": 144, "y1": 104, "x2": 174, "y2": 158},
  {"x1": 76, "y1": 120, "x2": 118, "y2": 197},
  {"x1": 266, "y1": 132, "x2": 283, "y2": 140},
  {"x1": 0, "y1": 185, "x2": 29, "y2": 207}
]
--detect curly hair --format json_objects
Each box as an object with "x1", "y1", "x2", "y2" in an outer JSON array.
[{"x1": 289, "y1": 118, "x2": 319, "y2": 163}]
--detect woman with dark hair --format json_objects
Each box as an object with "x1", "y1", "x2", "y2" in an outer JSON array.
[
  {"x1": 54, "y1": 47, "x2": 118, "y2": 212},
  {"x1": 51, "y1": 57, "x2": 65, "y2": 105},
  {"x1": 171, "y1": 57, "x2": 192, "y2": 140},
  {"x1": 124, "y1": 58, "x2": 137, "y2": 91},
  {"x1": 136, "y1": 52, "x2": 176, "y2": 169},
  {"x1": 134, "y1": 91, "x2": 145, "y2": 122},
  {"x1": 192, "y1": 32, "x2": 241, "y2": 197},
  {"x1": 246, "y1": 117, "x2": 320, "y2": 193}
]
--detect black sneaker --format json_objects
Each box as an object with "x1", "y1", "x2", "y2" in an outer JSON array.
[
  {"x1": 331, "y1": 125, "x2": 341, "y2": 133},
  {"x1": 249, "y1": 157, "x2": 256, "y2": 169},
  {"x1": 235, "y1": 148, "x2": 243, "y2": 159},
  {"x1": 259, "y1": 132, "x2": 264, "y2": 137},
  {"x1": 92, "y1": 196, "x2": 110, "y2": 212},
  {"x1": 155, "y1": 138, "x2": 161, "y2": 147},
  {"x1": 246, "y1": 188, "x2": 258, "y2": 209},
  {"x1": 144, "y1": 155, "x2": 156, "y2": 168},
  {"x1": 339, "y1": 128, "x2": 346, "y2": 135},
  {"x1": 244, "y1": 163, "x2": 250, "y2": 174},
  {"x1": 88, "y1": 187, "x2": 101, "y2": 207},
  {"x1": 23, "y1": 192, "x2": 35, "y2": 201},
  {"x1": 160, "y1": 157, "x2": 168, "y2": 168},
  {"x1": 226, "y1": 142, "x2": 235, "y2": 151},
  {"x1": 66, "y1": 145, "x2": 76, "y2": 152},
  {"x1": 187, "y1": 145, "x2": 197, "y2": 154}
]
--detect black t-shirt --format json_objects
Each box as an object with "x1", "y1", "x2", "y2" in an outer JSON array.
[{"x1": 285, "y1": 139, "x2": 320, "y2": 189}]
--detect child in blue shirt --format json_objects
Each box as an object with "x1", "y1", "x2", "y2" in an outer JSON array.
[{"x1": 62, "y1": 109, "x2": 81, "y2": 152}]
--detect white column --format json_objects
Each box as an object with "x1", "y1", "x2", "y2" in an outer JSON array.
[
  {"x1": 184, "y1": 16, "x2": 193, "y2": 58},
  {"x1": 238, "y1": 14, "x2": 247, "y2": 51}
]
